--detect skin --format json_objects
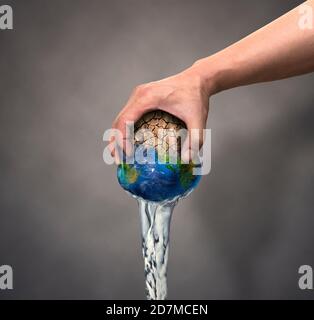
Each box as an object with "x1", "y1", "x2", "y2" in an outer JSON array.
[{"x1": 112, "y1": 0, "x2": 314, "y2": 160}]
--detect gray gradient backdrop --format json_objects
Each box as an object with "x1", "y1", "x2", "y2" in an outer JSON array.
[{"x1": 1, "y1": 0, "x2": 314, "y2": 299}]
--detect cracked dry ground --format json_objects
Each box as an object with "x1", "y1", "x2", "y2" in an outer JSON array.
[{"x1": 134, "y1": 111, "x2": 187, "y2": 156}]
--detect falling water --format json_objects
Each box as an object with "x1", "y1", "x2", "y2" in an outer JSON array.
[{"x1": 137, "y1": 198, "x2": 178, "y2": 300}]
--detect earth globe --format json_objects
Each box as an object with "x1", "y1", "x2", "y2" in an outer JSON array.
[{"x1": 117, "y1": 110, "x2": 201, "y2": 202}]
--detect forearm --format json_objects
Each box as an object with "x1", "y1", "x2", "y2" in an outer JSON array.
[{"x1": 191, "y1": 0, "x2": 314, "y2": 95}]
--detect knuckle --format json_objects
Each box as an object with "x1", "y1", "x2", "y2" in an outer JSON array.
[
  {"x1": 113, "y1": 115, "x2": 125, "y2": 129},
  {"x1": 134, "y1": 83, "x2": 152, "y2": 98}
]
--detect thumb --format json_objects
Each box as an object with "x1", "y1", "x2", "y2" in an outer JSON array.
[{"x1": 181, "y1": 117, "x2": 205, "y2": 163}]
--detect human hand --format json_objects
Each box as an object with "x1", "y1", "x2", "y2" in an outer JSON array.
[{"x1": 111, "y1": 66, "x2": 213, "y2": 161}]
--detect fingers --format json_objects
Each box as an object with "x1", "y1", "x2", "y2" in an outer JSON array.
[
  {"x1": 111, "y1": 84, "x2": 158, "y2": 158},
  {"x1": 182, "y1": 115, "x2": 206, "y2": 163},
  {"x1": 110, "y1": 112, "x2": 136, "y2": 162},
  {"x1": 109, "y1": 78, "x2": 209, "y2": 166}
]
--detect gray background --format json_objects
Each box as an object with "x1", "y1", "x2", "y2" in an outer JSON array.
[{"x1": 0, "y1": 0, "x2": 313, "y2": 299}]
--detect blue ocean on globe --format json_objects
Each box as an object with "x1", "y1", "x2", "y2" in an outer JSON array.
[{"x1": 117, "y1": 147, "x2": 201, "y2": 202}]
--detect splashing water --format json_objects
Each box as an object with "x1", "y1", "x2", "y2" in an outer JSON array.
[{"x1": 137, "y1": 198, "x2": 177, "y2": 300}]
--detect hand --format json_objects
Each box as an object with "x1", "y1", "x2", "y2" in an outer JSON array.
[{"x1": 112, "y1": 66, "x2": 213, "y2": 160}]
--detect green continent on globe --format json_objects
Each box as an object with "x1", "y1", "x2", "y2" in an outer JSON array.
[{"x1": 117, "y1": 110, "x2": 201, "y2": 202}]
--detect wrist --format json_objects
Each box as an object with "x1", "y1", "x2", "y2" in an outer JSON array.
[{"x1": 189, "y1": 55, "x2": 230, "y2": 95}]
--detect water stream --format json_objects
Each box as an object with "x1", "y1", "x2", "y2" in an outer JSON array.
[{"x1": 137, "y1": 198, "x2": 178, "y2": 300}]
